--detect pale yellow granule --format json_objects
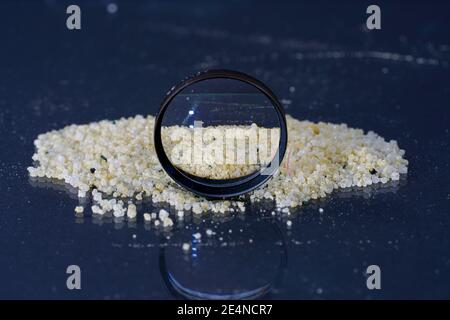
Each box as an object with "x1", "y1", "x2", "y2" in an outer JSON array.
[
  {"x1": 74, "y1": 206, "x2": 84, "y2": 214},
  {"x1": 126, "y1": 203, "x2": 137, "y2": 219}
]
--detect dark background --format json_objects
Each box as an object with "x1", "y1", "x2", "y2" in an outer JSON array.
[{"x1": 0, "y1": 0, "x2": 449, "y2": 299}]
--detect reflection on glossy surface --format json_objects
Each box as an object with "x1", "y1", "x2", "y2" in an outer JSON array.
[
  {"x1": 29, "y1": 176, "x2": 81, "y2": 200},
  {"x1": 159, "y1": 218, "x2": 287, "y2": 300},
  {"x1": 28, "y1": 175, "x2": 405, "y2": 208},
  {"x1": 28, "y1": 174, "x2": 409, "y2": 299},
  {"x1": 333, "y1": 178, "x2": 405, "y2": 199}
]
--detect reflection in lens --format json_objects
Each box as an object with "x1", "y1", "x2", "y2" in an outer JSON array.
[{"x1": 161, "y1": 78, "x2": 281, "y2": 180}]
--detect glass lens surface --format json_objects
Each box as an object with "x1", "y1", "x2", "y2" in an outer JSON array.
[{"x1": 161, "y1": 78, "x2": 281, "y2": 180}]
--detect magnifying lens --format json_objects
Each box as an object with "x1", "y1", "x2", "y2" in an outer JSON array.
[{"x1": 154, "y1": 70, "x2": 287, "y2": 199}]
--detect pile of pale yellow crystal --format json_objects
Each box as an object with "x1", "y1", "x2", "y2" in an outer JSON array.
[{"x1": 28, "y1": 114, "x2": 408, "y2": 225}]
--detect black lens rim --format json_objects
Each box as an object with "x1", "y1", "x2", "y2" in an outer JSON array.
[{"x1": 154, "y1": 69, "x2": 288, "y2": 199}]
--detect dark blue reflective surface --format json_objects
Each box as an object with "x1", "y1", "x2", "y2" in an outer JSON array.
[{"x1": 0, "y1": 0, "x2": 449, "y2": 299}]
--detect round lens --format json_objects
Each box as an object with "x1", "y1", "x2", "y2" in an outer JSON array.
[{"x1": 154, "y1": 70, "x2": 287, "y2": 199}]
